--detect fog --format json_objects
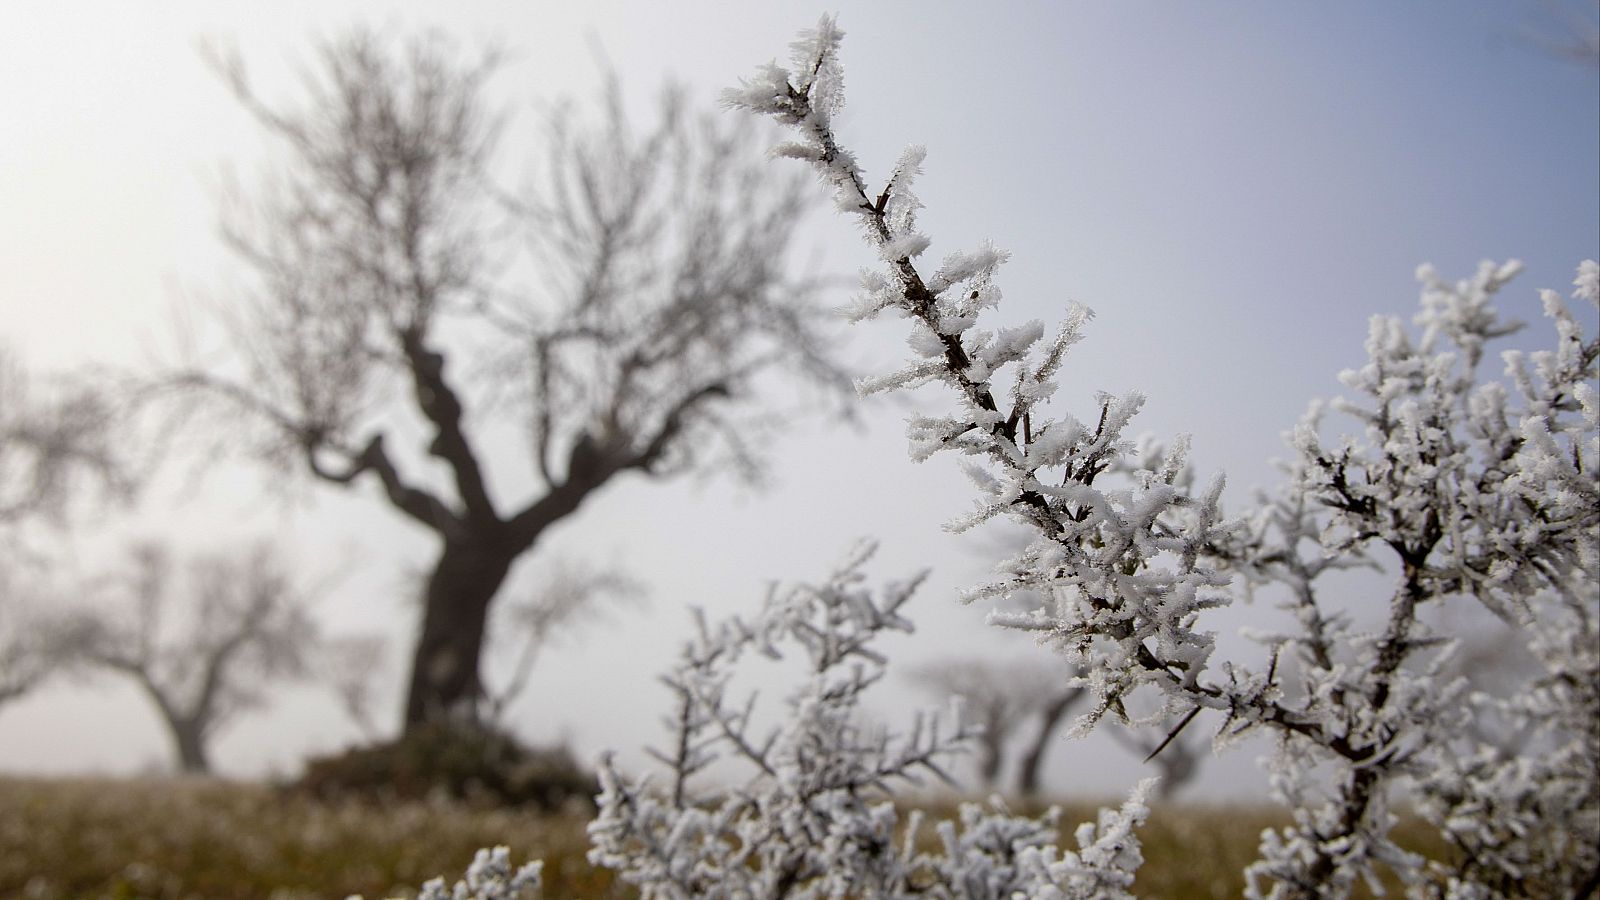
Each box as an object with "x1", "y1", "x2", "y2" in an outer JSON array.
[{"x1": 1, "y1": 0, "x2": 1595, "y2": 802}]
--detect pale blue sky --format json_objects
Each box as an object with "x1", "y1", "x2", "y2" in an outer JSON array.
[{"x1": 1, "y1": 1, "x2": 1595, "y2": 798}]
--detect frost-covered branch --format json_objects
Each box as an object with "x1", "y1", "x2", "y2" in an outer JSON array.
[{"x1": 726, "y1": 15, "x2": 1239, "y2": 742}]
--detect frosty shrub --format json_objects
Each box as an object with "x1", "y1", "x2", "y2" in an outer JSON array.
[
  {"x1": 1230, "y1": 263, "x2": 1600, "y2": 898},
  {"x1": 726, "y1": 16, "x2": 1599, "y2": 899},
  {"x1": 348, "y1": 845, "x2": 543, "y2": 900},
  {"x1": 587, "y1": 542, "x2": 1153, "y2": 899},
  {"x1": 414, "y1": 846, "x2": 543, "y2": 900}
]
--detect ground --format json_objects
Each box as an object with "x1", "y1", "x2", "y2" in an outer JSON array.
[{"x1": 0, "y1": 775, "x2": 1443, "y2": 898}]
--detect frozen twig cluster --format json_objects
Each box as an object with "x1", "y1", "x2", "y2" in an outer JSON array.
[
  {"x1": 587, "y1": 541, "x2": 1153, "y2": 899},
  {"x1": 415, "y1": 846, "x2": 543, "y2": 900},
  {"x1": 1235, "y1": 262, "x2": 1599, "y2": 899},
  {"x1": 348, "y1": 846, "x2": 542, "y2": 900}
]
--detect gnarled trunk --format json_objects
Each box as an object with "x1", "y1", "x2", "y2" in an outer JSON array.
[
  {"x1": 133, "y1": 672, "x2": 214, "y2": 774},
  {"x1": 172, "y1": 719, "x2": 211, "y2": 774},
  {"x1": 402, "y1": 539, "x2": 518, "y2": 729}
]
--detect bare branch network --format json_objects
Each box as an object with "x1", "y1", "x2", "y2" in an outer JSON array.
[{"x1": 150, "y1": 30, "x2": 854, "y2": 731}]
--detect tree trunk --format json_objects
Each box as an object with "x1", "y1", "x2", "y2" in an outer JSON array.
[
  {"x1": 136, "y1": 674, "x2": 212, "y2": 774},
  {"x1": 172, "y1": 718, "x2": 211, "y2": 774},
  {"x1": 977, "y1": 707, "x2": 1006, "y2": 790},
  {"x1": 1015, "y1": 688, "x2": 1084, "y2": 797},
  {"x1": 402, "y1": 539, "x2": 518, "y2": 730}
]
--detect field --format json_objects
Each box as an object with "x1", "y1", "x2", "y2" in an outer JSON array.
[{"x1": 0, "y1": 776, "x2": 1455, "y2": 899}]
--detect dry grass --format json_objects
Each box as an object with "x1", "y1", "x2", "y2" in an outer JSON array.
[
  {"x1": 0, "y1": 776, "x2": 614, "y2": 899},
  {"x1": 1, "y1": 776, "x2": 1448, "y2": 898}
]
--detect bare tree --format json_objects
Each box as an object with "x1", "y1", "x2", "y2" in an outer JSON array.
[
  {"x1": 319, "y1": 633, "x2": 389, "y2": 739},
  {"x1": 0, "y1": 346, "x2": 127, "y2": 709},
  {"x1": 912, "y1": 654, "x2": 1206, "y2": 799},
  {"x1": 0, "y1": 345, "x2": 124, "y2": 528},
  {"x1": 64, "y1": 542, "x2": 317, "y2": 773},
  {"x1": 0, "y1": 573, "x2": 67, "y2": 708},
  {"x1": 1013, "y1": 677, "x2": 1088, "y2": 798},
  {"x1": 481, "y1": 558, "x2": 644, "y2": 724},
  {"x1": 910, "y1": 658, "x2": 1034, "y2": 790},
  {"x1": 1107, "y1": 723, "x2": 1204, "y2": 802},
  {"x1": 160, "y1": 31, "x2": 846, "y2": 733},
  {"x1": 910, "y1": 656, "x2": 1085, "y2": 797}
]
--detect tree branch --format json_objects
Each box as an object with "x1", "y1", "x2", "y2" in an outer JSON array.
[
  {"x1": 625, "y1": 382, "x2": 730, "y2": 474},
  {"x1": 398, "y1": 330, "x2": 499, "y2": 525},
  {"x1": 307, "y1": 434, "x2": 462, "y2": 538}
]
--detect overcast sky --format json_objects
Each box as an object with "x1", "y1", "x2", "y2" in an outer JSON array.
[{"x1": 2, "y1": 1, "x2": 1596, "y2": 800}]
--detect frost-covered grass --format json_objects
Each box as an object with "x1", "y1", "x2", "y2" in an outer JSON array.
[
  {"x1": 0, "y1": 775, "x2": 611, "y2": 899},
  {"x1": 0, "y1": 775, "x2": 1445, "y2": 898}
]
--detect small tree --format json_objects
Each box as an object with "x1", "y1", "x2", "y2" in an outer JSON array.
[
  {"x1": 482, "y1": 558, "x2": 644, "y2": 725},
  {"x1": 589, "y1": 543, "x2": 1154, "y2": 899},
  {"x1": 0, "y1": 345, "x2": 124, "y2": 529},
  {"x1": 66, "y1": 542, "x2": 318, "y2": 773},
  {"x1": 0, "y1": 345, "x2": 126, "y2": 710},
  {"x1": 163, "y1": 31, "x2": 847, "y2": 733},
  {"x1": 1105, "y1": 724, "x2": 1204, "y2": 803},
  {"x1": 913, "y1": 656, "x2": 1204, "y2": 800},
  {"x1": 0, "y1": 573, "x2": 70, "y2": 708},
  {"x1": 909, "y1": 656, "x2": 1085, "y2": 797},
  {"x1": 319, "y1": 633, "x2": 389, "y2": 739}
]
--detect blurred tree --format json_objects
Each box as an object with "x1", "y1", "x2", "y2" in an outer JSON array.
[
  {"x1": 910, "y1": 656, "x2": 1086, "y2": 797},
  {"x1": 0, "y1": 345, "x2": 126, "y2": 710},
  {"x1": 1106, "y1": 722, "x2": 1204, "y2": 802},
  {"x1": 64, "y1": 542, "x2": 317, "y2": 773},
  {"x1": 160, "y1": 32, "x2": 846, "y2": 734},
  {"x1": 0, "y1": 345, "x2": 124, "y2": 529},
  {"x1": 0, "y1": 574, "x2": 64, "y2": 708},
  {"x1": 914, "y1": 655, "x2": 1207, "y2": 800},
  {"x1": 481, "y1": 558, "x2": 644, "y2": 725},
  {"x1": 319, "y1": 633, "x2": 388, "y2": 739},
  {"x1": 1014, "y1": 675, "x2": 1089, "y2": 798}
]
